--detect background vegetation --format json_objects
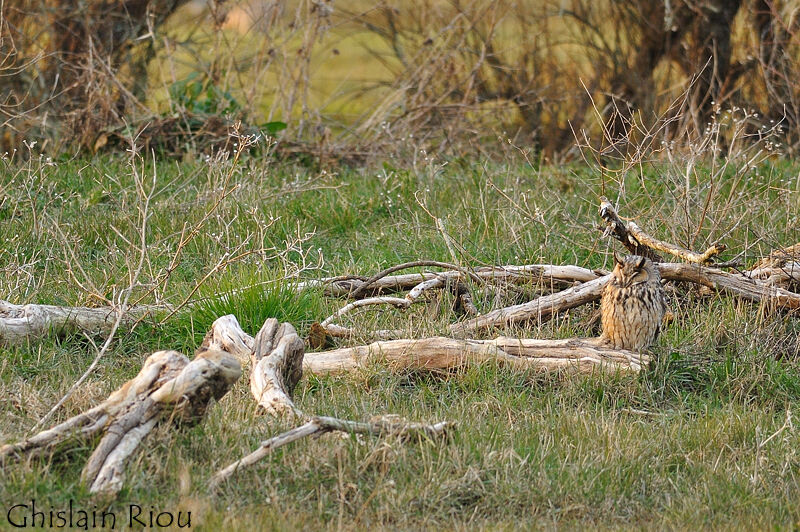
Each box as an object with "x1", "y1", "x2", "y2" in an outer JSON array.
[{"x1": 2, "y1": 0, "x2": 800, "y2": 159}]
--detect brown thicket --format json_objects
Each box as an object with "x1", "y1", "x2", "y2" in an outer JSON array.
[
  {"x1": 1, "y1": 0, "x2": 799, "y2": 157},
  {"x1": 1, "y1": 0, "x2": 192, "y2": 151},
  {"x1": 353, "y1": 0, "x2": 800, "y2": 157}
]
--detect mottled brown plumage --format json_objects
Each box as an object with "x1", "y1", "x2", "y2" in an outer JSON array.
[{"x1": 600, "y1": 254, "x2": 667, "y2": 352}]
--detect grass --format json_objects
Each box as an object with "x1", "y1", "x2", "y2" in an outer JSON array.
[{"x1": 1, "y1": 143, "x2": 800, "y2": 529}]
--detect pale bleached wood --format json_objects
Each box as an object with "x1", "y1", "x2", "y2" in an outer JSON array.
[
  {"x1": 88, "y1": 417, "x2": 158, "y2": 496},
  {"x1": 319, "y1": 277, "x2": 446, "y2": 339},
  {"x1": 320, "y1": 296, "x2": 411, "y2": 327},
  {"x1": 320, "y1": 267, "x2": 603, "y2": 342},
  {"x1": 1, "y1": 348, "x2": 242, "y2": 497},
  {"x1": 0, "y1": 300, "x2": 159, "y2": 346},
  {"x1": 198, "y1": 314, "x2": 254, "y2": 362},
  {"x1": 658, "y1": 263, "x2": 800, "y2": 310},
  {"x1": 209, "y1": 421, "x2": 325, "y2": 487},
  {"x1": 303, "y1": 336, "x2": 646, "y2": 376},
  {"x1": 744, "y1": 261, "x2": 800, "y2": 287},
  {"x1": 250, "y1": 320, "x2": 305, "y2": 417},
  {"x1": 299, "y1": 264, "x2": 603, "y2": 297},
  {"x1": 450, "y1": 274, "x2": 610, "y2": 336},
  {"x1": 322, "y1": 323, "x2": 404, "y2": 340},
  {"x1": 209, "y1": 315, "x2": 451, "y2": 487}
]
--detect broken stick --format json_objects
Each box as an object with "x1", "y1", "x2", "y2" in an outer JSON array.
[
  {"x1": 599, "y1": 197, "x2": 725, "y2": 264},
  {"x1": 0, "y1": 299, "x2": 159, "y2": 347}
]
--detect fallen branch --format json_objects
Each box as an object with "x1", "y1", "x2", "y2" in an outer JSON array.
[
  {"x1": 321, "y1": 296, "x2": 413, "y2": 327},
  {"x1": 348, "y1": 260, "x2": 484, "y2": 299},
  {"x1": 210, "y1": 415, "x2": 450, "y2": 488},
  {"x1": 450, "y1": 274, "x2": 610, "y2": 336},
  {"x1": 658, "y1": 263, "x2": 800, "y2": 310},
  {"x1": 452, "y1": 262, "x2": 800, "y2": 335},
  {"x1": 0, "y1": 300, "x2": 159, "y2": 347},
  {"x1": 0, "y1": 349, "x2": 241, "y2": 496},
  {"x1": 318, "y1": 277, "x2": 447, "y2": 341},
  {"x1": 599, "y1": 197, "x2": 725, "y2": 264},
  {"x1": 745, "y1": 261, "x2": 800, "y2": 288},
  {"x1": 303, "y1": 336, "x2": 647, "y2": 375},
  {"x1": 317, "y1": 322, "x2": 404, "y2": 341},
  {"x1": 247, "y1": 319, "x2": 305, "y2": 417},
  {"x1": 206, "y1": 315, "x2": 451, "y2": 487},
  {"x1": 318, "y1": 266, "x2": 603, "y2": 342}
]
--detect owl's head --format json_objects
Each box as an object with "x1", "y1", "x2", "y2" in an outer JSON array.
[{"x1": 611, "y1": 253, "x2": 659, "y2": 288}]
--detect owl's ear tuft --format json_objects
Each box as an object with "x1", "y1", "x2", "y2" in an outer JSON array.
[
  {"x1": 613, "y1": 251, "x2": 623, "y2": 265},
  {"x1": 636, "y1": 256, "x2": 646, "y2": 270}
]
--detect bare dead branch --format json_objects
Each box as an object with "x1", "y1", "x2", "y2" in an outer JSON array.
[
  {"x1": 658, "y1": 263, "x2": 800, "y2": 310},
  {"x1": 349, "y1": 260, "x2": 484, "y2": 299},
  {"x1": 450, "y1": 275, "x2": 610, "y2": 336},
  {"x1": 303, "y1": 264, "x2": 601, "y2": 298},
  {"x1": 209, "y1": 415, "x2": 450, "y2": 488},
  {"x1": 0, "y1": 300, "x2": 159, "y2": 347},
  {"x1": 321, "y1": 296, "x2": 412, "y2": 328},
  {"x1": 599, "y1": 197, "x2": 725, "y2": 263}
]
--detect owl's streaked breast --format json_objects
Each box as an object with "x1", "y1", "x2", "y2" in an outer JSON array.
[{"x1": 600, "y1": 256, "x2": 667, "y2": 352}]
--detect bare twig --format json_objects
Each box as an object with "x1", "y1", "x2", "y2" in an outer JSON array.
[{"x1": 349, "y1": 260, "x2": 484, "y2": 299}]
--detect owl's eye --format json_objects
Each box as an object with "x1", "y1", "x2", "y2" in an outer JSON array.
[{"x1": 631, "y1": 270, "x2": 648, "y2": 284}]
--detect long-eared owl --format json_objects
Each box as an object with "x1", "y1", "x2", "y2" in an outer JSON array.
[{"x1": 600, "y1": 254, "x2": 667, "y2": 352}]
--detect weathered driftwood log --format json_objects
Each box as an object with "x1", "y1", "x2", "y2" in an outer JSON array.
[
  {"x1": 206, "y1": 315, "x2": 451, "y2": 487},
  {"x1": 198, "y1": 314, "x2": 254, "y2": 362},
  {"x1": 248, "y1": 319, "x2": 305, "y2": 417},
  {"x1": 599, "y1": 197, "x2": 725, "y2": 264},
  {"x1": 0, "y1": 300, "x2": 159, "y2": 347},
  {"x1": 303, "y1": 336, "x2": 647, "y2": 376},
  {"x1": 0, "y1": 349, "x2": 241, "y2": 496}
]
